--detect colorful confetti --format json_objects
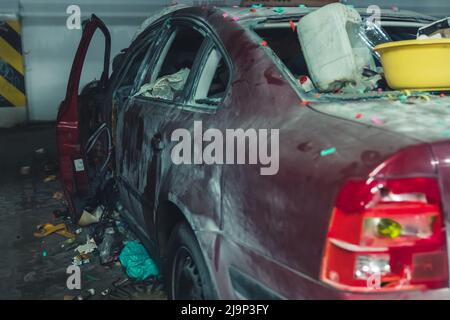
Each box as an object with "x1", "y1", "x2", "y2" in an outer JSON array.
[
  {"x1": 300, "y1": 100, "x2": 312, "y2": 107},
  {"x1": 399, "y1": 95, "x2": 408, "y2": 102},
  {"x1": 232, "y1": 16, "x2": 240, "y2": 22},
  {"x1": 289, "y1": 20, "x2": 296, "y2": 31},
  {"x1": 222, "y1": 12, "x2": 229, "y2": 18},
  {"x1": 371, "y1": 116, "x2": 384, "y2": 125},
  {"x1": 355, "y1": 113, "x2": 363, "y2": 119},
  {"x1": 250, "y1": 8, "x2": 257, "y2": 13},
  {"x1": 320, "y1": 147, "x2": 337, "y2": 157},
  {"x1": 251, "y1": 4, "x2": 263, "y2": 9},
  {"x1": 273, "y1": 7, "x2": 284, "y2": 14},
  {"x1": 260, "y1": 40, "x2": 268, "y2": 47}
]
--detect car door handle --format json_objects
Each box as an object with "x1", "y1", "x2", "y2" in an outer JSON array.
[{"x1": 151, "y1": 133, "x2": 164, "y2": 151}]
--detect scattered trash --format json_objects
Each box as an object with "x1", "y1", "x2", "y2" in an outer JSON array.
[
  {"x1": 222, "y1": 12, "x2": 228, "y2": 18},
  {"x1": 98, "y1": 227, "x2": 116, "y2": 264},
  {"x1": 34, "y1": 148, "x2": 45, "y2": 155},
  {"x1": 52, "y1": 191, "x2": 64, "y2": 200},
  {"x1": 100, "y1": 276, "x2": 165, "y2": 300},
  {"x1": 19, "y1": 166, "x2": 31, "y2": 176},
  {"x1": 355, "y1": 113, "x2": 363, "y2": 119},
  {"x1": 72, "y1": 253, "x2": 91, "y2": 266},
  {"x1": 78, "y1": 206, "x2": 104, "y2": 227},
  {"x1": 135, "y1": 68, "x2": 190, "y2": 100},
  {"x1": 299, "y1": 75, "x2": 315, "y2": 92},
  {"x1": 75, "y1": 238, "x2": 97, "y2": 255},
  {"x1": 43, "y1": 175, "x2": 56, "y2": 183},
  {"x1": 320, "y1": 147, "x2": 337, "y2": 157},
  {"x1": 75, "y1": 288, "x2": 96, "y2": 300},
  {"x1": 34, "y1": 223, "x2": 75, "y2": 239},
  {"x1": 260, "y1": 40, "x2": 268, "y2": 47},
  {"x1": 119, "y1": 241, "x2": 159, "y2": 281}
]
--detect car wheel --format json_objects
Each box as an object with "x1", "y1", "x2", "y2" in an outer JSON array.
[{"x1": 165, "y1": 222, "x2": 217, "y2": 300}]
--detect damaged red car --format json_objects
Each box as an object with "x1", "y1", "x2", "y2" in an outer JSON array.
[{"x1": 57, "y1": 4, "x2": 450, "y2": 299}]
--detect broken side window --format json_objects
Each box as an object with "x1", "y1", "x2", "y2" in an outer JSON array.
[{"x1": 136, "y1": 25, "x2": 205, "y2": 101}]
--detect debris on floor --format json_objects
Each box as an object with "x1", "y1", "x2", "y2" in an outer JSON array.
[
  {"x1": 30, "y1": 180, "x2": 165, "y2": 299},
  {"x1": 32, "y1": 200, "x2": 166, "y2": 300},
  {"x1": 19, "y1": 166, "x2": 31, "y2": 176},
  {"x1": 119, "y1": 240, "x2": 160, "y2": 281},
  {"x1": 43, "y1": 174, "x2": 57, "y2": 183},
  {"x1": 33, "y1": 222, "x2": 75, "y2": 239}
]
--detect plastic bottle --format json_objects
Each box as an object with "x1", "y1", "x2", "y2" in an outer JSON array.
[
  {"x1": 99, "y1": 227, "x2": 115, "y2": 264},
  {"x1": 358, "y1": 21, "x2": 392, "y2": 60}
]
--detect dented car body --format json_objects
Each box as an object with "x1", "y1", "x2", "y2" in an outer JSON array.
[{"x1": 57, "y1": 6, "x2": 450, "y2": 299}]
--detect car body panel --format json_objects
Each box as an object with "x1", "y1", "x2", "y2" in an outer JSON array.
[{"x1": 59, "y1": 6, "x2": 450, "y2": 299}]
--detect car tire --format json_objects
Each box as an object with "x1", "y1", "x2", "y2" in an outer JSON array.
[{"x1": 165, "y1": 222, "x2": 217, "y2": 300}]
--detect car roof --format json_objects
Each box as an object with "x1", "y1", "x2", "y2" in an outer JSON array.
[
  {"x1": 133, "y1": 4, "x2": 436, "y2": 41},
  {"x1": 216, "y1": 6, "x2": 437, "y2": 22}
]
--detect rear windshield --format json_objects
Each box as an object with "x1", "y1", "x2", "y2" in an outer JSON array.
[{"x1": 253, "y1": 24, "x2": 419, "y2": 94}]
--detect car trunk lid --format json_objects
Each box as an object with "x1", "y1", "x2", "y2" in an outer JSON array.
[{"x1": 310, "y1": 95, "x2": 450, "y2": 143}]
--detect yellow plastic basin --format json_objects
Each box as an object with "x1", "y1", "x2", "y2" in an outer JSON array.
[{"x1": 374, "y1": 39, "x2": 450, "y2": 91}]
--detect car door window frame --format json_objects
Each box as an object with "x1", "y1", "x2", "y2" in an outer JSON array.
[
  {"x1": 108, "y1": 22, "x2": 163, "y2": 100},
  {"x1": 183, "y1": 37, "x2": 233, "y2": 114},
  {"x1": 132, "y1": 17, "x2": 228, "y2": 111}
]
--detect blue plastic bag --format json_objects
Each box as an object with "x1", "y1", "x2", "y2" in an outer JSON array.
[{"x1": 119, "y1": 240, "x2": 159, "y2": 281}]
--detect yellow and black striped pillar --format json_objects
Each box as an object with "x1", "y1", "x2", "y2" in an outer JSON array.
[{"x1": 0, "y1": 18, "x2": 26, "y2": 108}]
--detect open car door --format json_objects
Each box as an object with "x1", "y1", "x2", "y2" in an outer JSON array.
[{"x1": 57, "y1": 15, "x2": 111, "y2": 222}]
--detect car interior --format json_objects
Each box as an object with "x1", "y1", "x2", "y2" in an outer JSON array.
[{"x1": 253, "y1": 24, "x2": 420, "y2": 94}]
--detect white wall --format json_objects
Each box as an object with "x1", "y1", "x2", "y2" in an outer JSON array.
[{"x1": 0, "y1": 0, "x2": 168, "y2": 126}]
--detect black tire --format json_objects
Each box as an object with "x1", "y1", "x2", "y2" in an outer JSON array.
[{"x1": 165, "y1": 222, "x2": 218, "y2": 300}]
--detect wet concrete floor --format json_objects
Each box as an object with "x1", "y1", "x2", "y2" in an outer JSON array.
[{"x1": 0, "y1": 125, "x2": 165, "y2": 300}]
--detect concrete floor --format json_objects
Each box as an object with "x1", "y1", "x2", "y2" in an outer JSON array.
[{"x1": 0, "y1": 125, "x2": 166, "y2": 300}]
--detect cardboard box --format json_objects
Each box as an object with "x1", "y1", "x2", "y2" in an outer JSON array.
[{"x1": 240, "y1": 0, "x2": 339, "y2": 7}]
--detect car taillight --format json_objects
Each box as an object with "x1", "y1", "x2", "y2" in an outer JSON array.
[{"x1": 321, "y1": 177, "x2": 448, "y2": 292}]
